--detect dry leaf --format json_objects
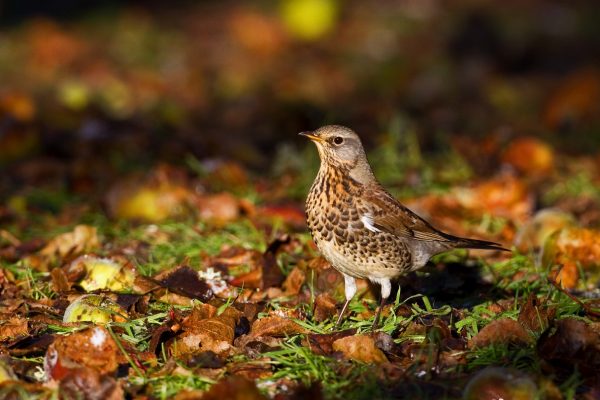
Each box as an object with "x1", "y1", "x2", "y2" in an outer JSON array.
[
  {"x1": 307, "y1": 329, "x2": 356, "y2": 355},
  {"x1": 45, "y1": 326, "x2": 119, "y2": 380},
  {"x1": 543, "y1": 227, "x2": 600, "y2": 289},
  {"x1": 282, "y1": 266, "x2": 305, "y2": 295},
  {"x1": 156, "y1": 265, "x2": 213, "y2": 302},
  {"x1": 501, "y1": 137, "x2": 554, "y2": 176},
  {"x1": 537, "y1": 318, "x2": 600, "y2": 378},
  {"x1": 39, "y1": 225, "x2": 99, "y2": 261},
  {"x1": 200, "y1": 376, "x2": 267, "y2": 400},
  {"x1": 517, "y1": 294, "x2": 555, "y2": 333},
  {"x1": 58, "y1": 367, "x2": 123, "y2": 400},
  {"x1": 0, "y1": 317, "x2": 28, "y2": 342},
  {"x1": 250, "y1": 316, "x2": 308, "y2": 337},
  {"x1": 514, "y1": 208, "x2": 576, "y2": 252},
  {"x1": 332, "y1": 335, "x2": 388, "y2": 364},
  {"x1": 469, "y1": 318, "x2": 532, "y2": 348},
  {"x1": 544, "y1": 68, "x2": 600, "y2": 129},
  {"x1": 313, "y1": 293, "x2": 337, "y2": 322},
  {"x1": 171, "y1": 306, "x2": 241, "y2": 357},
  {"x1": 195, "y1": 192, "x2": 240, "y2": 223}
]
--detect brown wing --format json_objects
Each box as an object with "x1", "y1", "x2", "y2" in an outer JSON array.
[
  {"x1": 362, "y1": 188, "x2": 451, "y2": 242},
  {"x1": 360, "y1": 186, "x2": 507, "y2": 251}
]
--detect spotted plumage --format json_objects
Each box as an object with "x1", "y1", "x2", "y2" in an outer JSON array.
[{"x1": 302, "y1": 125, "x2": 506, "y2": 328}]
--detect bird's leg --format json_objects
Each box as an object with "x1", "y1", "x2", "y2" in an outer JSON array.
[
  {"x1": 335, "y1": 274, "x2": 357, "y2": 329},
  {"x1": 372, "y1": 278, "x2": 391, "y2": 329}
]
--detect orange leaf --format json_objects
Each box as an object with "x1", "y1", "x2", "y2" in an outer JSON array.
[{"x1": 332, "y1": 335, "x2": 387, "y2": 364}]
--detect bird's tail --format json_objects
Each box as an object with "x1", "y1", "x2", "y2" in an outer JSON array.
[{"x1": 444, "y1": 234, "x2": 509, "y2": 252}]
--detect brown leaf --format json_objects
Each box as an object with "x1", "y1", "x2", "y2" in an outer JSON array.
[
  {"x1": 501, "y1": 137, "x2": 554, "y2": 176},
  {"x1": 332, "y1": 335, "x2": 388, "y2": 364},
  {"x1": 282, "y1": 266, "x2": 305, "y2": 295},
  {"x1": 229, "y1": 268, "x2": 263, "y2": 290},
  {"x1": 307, "y1": 329, "x2": 356, "y2": 355},
  {"x1": 544, "y1": 68, "x2": 600, "y2": 129},
  {"x1": 156, "y1": 265, "x2": 213, "y2": 302},
  {"x1": 45, "y1": 326, "x2": 119, "y2": 380},
  {"x1": 258, "y1": 204, "x2": 306, "y2": 228},
  {"x1": 261, "y1": 252, "x2": 285, "y2": 289},
  {"x1": 228, "y1": 360, "x2": 273, "y2": 381},
  {"x1": 8, "y1": 333, "x2": 55, "y2": 357},
  {"x1": 469, "y1": 318, "x2": 532, "y2": 348},
  {"x1": 537, "y1": 318, "x2": 600, "y2": 379},
  {"x1": 0, "y1": 381, "x2": 52, "y2": 398},
  {"x1": 250, "y1": 316, "x2": 308, "y2": 337},
  {"x1": 58, "y1": 367, "x2": 123, "y2": 400},
  {"x1": 313, "y1": 293, "x2": 337, "y2": 322},
  {"x1": 514, "y1": 208, "x2": 576, "y2": 253},
  {"x1": 38, "y1": 225, "x2": 100, "y2": 264},
  {"x1": 543, "y1": 227, "x2": 600, "y2": 289},
  {"x1": 518, "y1": 294, "x2": 555, "y2": 333},
  {"x1": 227, "y1": 241, "x2": 286, "y2": 290},
  {"x1": 234, "y1": 335, "x2": 282, "y2": 357},
  {"x1": 195, "y1": 192, "x2": 241, "y2": 224},
  {"x1": 0, "y1": 317, "x2": 28, "y2": 342},
  {"x1": 171, "y1": 306, "x2": 241, "y2": 357},
  {"x1": 200, "y1": 376, "x2": 267, "y2": 400},
  {"x1": 50, "y1": 268, "x2": 71, "y2": 292}
]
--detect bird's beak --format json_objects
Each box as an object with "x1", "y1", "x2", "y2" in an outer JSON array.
[{"x1": 299, "y1": 131, "x2": 324, "y2": 143}]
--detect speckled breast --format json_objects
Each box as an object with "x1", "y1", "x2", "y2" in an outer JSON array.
[{"x1": 305, "y1": 170, "x2": 412, "y2": 279}]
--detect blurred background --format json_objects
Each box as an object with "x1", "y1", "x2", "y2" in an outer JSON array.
[{"x1": 1, "y1": 0, "x2": 600, "y2": 199}]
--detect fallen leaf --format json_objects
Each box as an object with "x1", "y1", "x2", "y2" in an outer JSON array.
[
  {"x1": 282, "y1": 266, "x2": 305, "y2": 295},
  {"x1": 50, "y1": 268, "x2": 71, "y2": 292},
  {"x1": 514, "y1": 208, "x2": 576, "y2": 252},
  {"x1": 501, "y1": 137, "x2": 554, "y2": 176},
  {"x1": 45, "y1": 326, "x2": 119, "y2": 380},
  {"x1": 544, "y1": 68, "x2": 600, "y2": 129},
  {"x1": 307, "y1": 329, "x2": 356, "y2": 355},
  {"x1": 156, "y1": 265, "x2": 213, "y2": 302},
  {"x1": 517, "y1": 294, "x2": 555, "y2": 333},
  {"x1": 38, "y1": 225, "x2": 100, "y2": 263},
  {"x1": 313, "y1": 293, "x2": 337, "y2": 322},
  {"x1": 469, "y1": 318, "x2": 532, "y2": 348},
  {"x1": 195, "y1": 192, "x2": 241, "y2": 223},
  {"x1": 227, "y1": 241, "x2": 286, "y2": 290},
  {"x1": 0, "y1": 317, "x2": 28, "y2": 342},
  {"x1": 58, "y1": 367, "x2": 123, "y2": 400},
  {"x1": 250, "y1": 316, "x2": 308, "y2": 337},
  {"x1": 543, "y1": 227, "x2": 600, "y2": 288},
  {"x1": 227, "y1": 359, "x2": 274, "y2": 381},
  {"x1": 332, "y1": 335, "x2": 388, "y2": 364},
  {"x1": 537, "y1": 318, "x2": 600, "y2": 379},
  {"x1": 171, "y1": 306, "x2": 241, "y2": 357},
  {"x1": 200, "y1": 376, "x2": 268, "y2": 400},
  {"x1": 257, "y1": 204, "x2": 306, "y2": 229},
  {"x1": 234, "y1": 335, "x2": 282, "y2": 358}
]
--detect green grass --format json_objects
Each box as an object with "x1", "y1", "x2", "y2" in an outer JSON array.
[{"x1": 259, "y1": 337, "x2": 385, "y2": 400}]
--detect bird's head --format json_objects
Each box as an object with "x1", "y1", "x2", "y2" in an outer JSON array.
[
  {"x1": 300, "y1": 125, "x2": 375, "y2": 183},
  {"x1": 300, "y1": 125, "x2": 365, "y2": 167}
]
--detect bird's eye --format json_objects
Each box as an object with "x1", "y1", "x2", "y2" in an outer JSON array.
[{"x1": 333, "y1": 136, "x2": 344, "y2": 145}]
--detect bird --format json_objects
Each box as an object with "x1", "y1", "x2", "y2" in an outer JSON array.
[{"x1": 301, "y1": 125, "x2": 507, "y2": 329}]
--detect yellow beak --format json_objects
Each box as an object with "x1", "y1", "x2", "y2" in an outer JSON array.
[{"x1": 299, "y1": 131, "x2": 324, "y2": 143}]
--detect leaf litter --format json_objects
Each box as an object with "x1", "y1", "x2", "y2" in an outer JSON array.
[{"x1": 1, "y1": 2, "x2": 600, "y2": 399}]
